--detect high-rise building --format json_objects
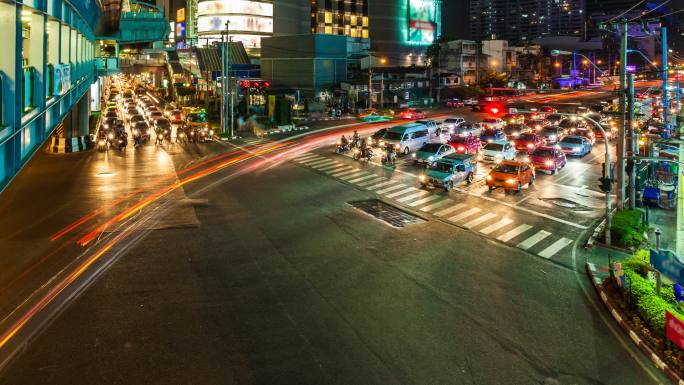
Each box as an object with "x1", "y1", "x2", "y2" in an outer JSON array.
[
  {"x1": 273, "y1": 0, "x2": 369, "y2": 39},
  {"x1": 469, "y1": 0, "x2": 584, "y2": 43},
  {"x1": 196, "y1": 0, "x2": 273, "y2": 56}
]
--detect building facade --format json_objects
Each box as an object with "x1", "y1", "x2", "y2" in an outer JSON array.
[
  {"x1": 0, "y1": 0, "x2": 100, "y2": 190},
  {"x1": 273, "y1": 0, "x2": 369, "y2": 39},
  {"x1": 440, "y1": 40, "x2": 479, "y2": 84},
  {"x1": 469, "y1": 0, "x2": 584, "y2": 43}
]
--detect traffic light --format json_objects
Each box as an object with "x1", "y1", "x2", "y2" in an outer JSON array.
[
  {"x1": 238, "y1": 80, "x2": 271, "y2": 91},
  {"x1": 598, "y1": 177, "x2": 612, "y2": 193}
]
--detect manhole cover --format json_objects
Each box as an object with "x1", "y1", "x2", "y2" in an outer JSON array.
[
  {"x1": 540, "y1": 197, "x2": 593, "y2": 211},
  {"x1": 349, "y1": 199, "x2": 424, "y2": 227}
]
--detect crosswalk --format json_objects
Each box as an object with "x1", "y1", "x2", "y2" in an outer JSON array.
[
  {"x1": 241, "y1": 137, "x2": 270, "y2": 146},
  {"x1": 291, "y1": 152, "x2": 574, "y2": 260}
]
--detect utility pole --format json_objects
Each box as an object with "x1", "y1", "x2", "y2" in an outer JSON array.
[
  {"x1": 380, "y1": 73, "x2": 384, "y2": 110},
  {"x1": 220, "y1": 31, "x2": 225, "y2": 135},
  {"x1": 628, "y1": 73, "x2": 636, "y2": 209},
  {"x1": 436, "y1": 44, "x2": 441, "y2": 104},
  {"x1": 662, "y1": 26, "x2": 669, "y2": 131},
  {"x1": 367, "y1": 50, "x2": 373, "y2": 109},
  {"x1": 617, "y1": 20, "x2": 628, "y2": 210}
]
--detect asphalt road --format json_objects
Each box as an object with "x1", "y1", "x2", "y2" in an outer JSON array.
[{"x1": 0, "y1": 99, "x2": 670, "y2": 384}]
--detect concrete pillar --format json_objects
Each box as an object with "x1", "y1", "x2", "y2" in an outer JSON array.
[{"x1": 78, "y1": 89, "x2": 90, "y2": 136}]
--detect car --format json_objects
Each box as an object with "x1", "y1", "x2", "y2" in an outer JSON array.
[
  {"x1": 369, "y1": 128, "x2": 387, "y2": 147},
  {"x1": 481, "y1": 117, "x2": 505, "y2": 130},
  {"x1": 545, "y1": 114, "x2": 563, "y2": 126},
  {"x1": 539, "y1": 126, "x2": 564, "y2": 145},
  {"x1": 530, "y1": 146, "x2": 567, "y2": 174},
  {"x1": 359, "y1": 111, "x2": 392, "y2": 123},
  {"x1": 154, "y1": 118, "x2": 171, "y2": 132},
  {"x1": 451, "y1": 123, "x2": 483, "y2": 138},
  {"x1": 412, "y1": 142, "x2": 455, "y2": 165},
  {"x1": 133, "y1": 121, "x2": 151, "y2": 141},
  {"x1": 104, "y1": 110, "x2": 118, "y2": 119},
  {"x1": 479, "y1": 128, "x2": 506, "y2": 144},
  {"x1": 445, "y1": 98, "x2": 465, "y2": 108},
  {"x1": 126, "y1": 107, "x2": 139, "y2": 116},
  {"x1": 186, "y1": 110, "x2": 209, "y2": 131},
  {"x1": 447, "y1": 135, "x2": 481, "y2": 154},
  {"x1": 558, "y1": 135, "x2": 592, "y2": 157},
  {"x1": 102, "y1": 117, "x2": 117, "y2": 130},
  {"x1": 512, "y1": 132, "x2": 545, "y2": 153},
  {"x1": 382, "y1": 123, "x2": 431, "y2": 155},
  {"x1": 440, "y1": 117, "x2": 466, "y2": 134},
  {"x1": 559, "y1": 118, "x2": 581, "y2": 133},
  {"x1": 503, "y1": 123, "x2": 529, "y2": 139},
  {"x1": 503, "y1": 113, "x2": 525, "y2": 125},
  {"x1": 486, "y1": 161, "x2": 535, "y2": 192},
  {"x1": 527, "y1": 119, "x2": 546, "y2": 132},
  {"x1": 163, "y1": 105, "x2": 176, "y2": 116},
  {"x1": 168, "y1": 109, "x2": 184, "y2": 125},
  {"x1": 463, "y1": 97, "x2": 478, "y2": 106},
  {"x1": 479, "y1": 139, "x2": 516, "y2": 163},
  {"x1": 523, "y1": 111, "x2": 544, "y2": 121},
  {"x1": 575, "y1": 127, "x2": 596, "y2": 144},
  {"x1": 144, "y1": 105, "x2": 159, "y2": 117},
  {"x1": 540, "y1": 106, "x2": 557, "y2": 113},
  {"x1": 399, "y1": 108, "x2": 426, "y2": 119},
  {"x1": 148, "y1": 111, "x2": 164, "y2": 123},
  {"x1": 419, "y1": 153, "x2": 478, "y2": 191},
  {"x1": 129, "y1": 114, "x2": 145, "y2": 124}
]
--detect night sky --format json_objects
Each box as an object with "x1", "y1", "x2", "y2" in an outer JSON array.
[{"x1": 441, "y1": 0, "x2": 469, "y2": 39}]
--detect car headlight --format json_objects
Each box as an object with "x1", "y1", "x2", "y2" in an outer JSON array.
[
  {"x1": 412, "y1": 153, "x2": 417, "y2": 158},
  {"x1": 395, "y1": 144, "x2": 400, "y2": 149},
  {"x1": 572, "y1": 147, "x2": 580, "y2": 152},
  {"x1": 545, "y1": 160, "x2": 554, "y2": 166},
  {"x1": 209, "y1": 130, "x2": 214, "y2": 135},
  {"x1": 549, "y1": 135, "x2": 556, "y2": 141},
  {"x1": 379, "y1": 141, "x2": 385, "y2": 146},
  {"x1": 527, "y1": 143, "x2": 534, "y2": 149},
  {"x1": 487, "y1": 139, "x2": 493, "y2": 143},
  {"x1": 427, "y1": 156, "x2": 434, "y2": 161},
  {"x1": 506, "y1": 178, "x2": 516, "y2": 184},
  {"x1": 108, "y1": 133, "x2": 114, "y2": 139},
  {"x1": 513, "y1": 132, "x2": 520, "y2": 137},
  {"x1": 486, "y1": 175, "x2": 492, "y2": 181},
  {"x1": 98, "y1": 140, "x2": 105, "y2": 146},
  {"x1": 419, "y1": 175, "x2": 426, "y2": 182}
]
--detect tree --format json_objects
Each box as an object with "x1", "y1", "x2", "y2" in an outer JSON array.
[{"x1": 481, "y1": 70, "x2": 509, "y2": 87}]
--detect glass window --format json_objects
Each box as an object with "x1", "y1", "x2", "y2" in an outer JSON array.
[{"x1": 324, "y1": 12, "x2": 332, "y2": 23}]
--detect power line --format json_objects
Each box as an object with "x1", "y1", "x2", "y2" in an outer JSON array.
[
  {"x1": 629, "y1": 0, "x2": 672, "y2": 21},
  {"x1": 609, "y1": 0, "x2": 647, "y2": 22}
]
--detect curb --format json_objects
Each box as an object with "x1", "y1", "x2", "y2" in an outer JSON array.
[{"x1": 586, "y1": 262, "x2": 684, "y2": 384}]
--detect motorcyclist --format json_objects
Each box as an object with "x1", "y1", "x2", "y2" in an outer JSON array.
[
  {"x1": 339, "y1": 135, "x2": 349, "y2": 149},
  {"x1": 352, "y1": 130, "x2": 360, "y2": 147},
  {"x1": 384, "y1": 142, "x2": 396, "y2": 165},
  {"x1": 155, "y1": 126, "x2": 164, "y2": 145}
]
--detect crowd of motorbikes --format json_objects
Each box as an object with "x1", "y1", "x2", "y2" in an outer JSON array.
[
  {"x1": 97, "y1": 120, "x2": 128, "y2": 152},
  {"x1": 97, "y1": 121, "x2": 214, "y2": 152},
  {"x1": 335, "y1": 131, "x2": 397, "y2": 165}
]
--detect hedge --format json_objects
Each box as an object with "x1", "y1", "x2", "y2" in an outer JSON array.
[{"x1": 611, "y1": 209, "x2": 649, "y2": 248}]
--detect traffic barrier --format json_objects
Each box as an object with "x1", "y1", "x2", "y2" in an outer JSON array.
[{"x1": 47, "y1": 135, "x2": 92, "y2": 154}]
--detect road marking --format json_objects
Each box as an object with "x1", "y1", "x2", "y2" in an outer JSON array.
[
  {"x1": 357, "y1": 177, "x2": 386, "y2": 187},
  {"x1": 310, "y1": 160, "x2": 339, "y2": 169},
  {"x1": 408, "y1": 194, "x2": 443, "y2": 207},
  {"x1": 538, "y1": 237, "x2": 573, "y2": 258},
  {"x1": 332, "y1": 168, "x2": 362, "y2": 177},
  {"x1": 396, "y1": 190, "x2": 431, "y2": 203},
  {"x1": 433, "y1": 203, "x2": 467, "y2": 217},
  {"x1": 479, "y1": 217, "x2": 513, "y2": 235},
  {"x1": 463, "y1": 212, "x2": 497, "y2": 229},
  {"x1": 347, "y1": 174, "x2": 379, "y2": 183},
  {"x1": 326, "y1": 165, "x2": 354, "y2": 174},
  {"x1": 318, "y1": 163, "x2": 348, "y2": 172},
  {"x1": 366, "y1": 181, "x2": 397, "y2": 190},
  {"x1": 419, "y1": 199, "x2": 452, "y2": 212},
  {"x1": 293, "y1": 153, "x2": 319, "y2": 161},
  {"x1": 339, "y1": 171, "x2": 370, "y2": 180},
  {"x1": 517, "y1": 230, "x2": 551, "y2": 250},
  {"x1": 300, "y1": 158, "x2": 329, "y2": 165},
  {"x1": 306, "y1": 159, "x2": 337, "y2": 167},
  {"x1": 385, "y1": 187, "x2": 418, "y2": 198},
  {"x1": 447, "y1": 207, "x2": 482, "y2": 222},
  {"x1": 375, "y1": 184, "x2": 407, "y2": 194},
  {"x1": 497, "y1": 224, "x2": 533, "y2": 242}
]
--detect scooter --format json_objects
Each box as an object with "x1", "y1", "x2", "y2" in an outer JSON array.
[
  {"x1": 96, "y1": 138, "x2": 108, "y2": 152},
  {"x1": 336, "y1": 139, "x2": 351, "y2": 154},
  {"x1": 381, "y1": 146, "x2": 396, "y2": 165},
  {"x1": 155, "y1": 133, "x2": 164, "y2": 145}
]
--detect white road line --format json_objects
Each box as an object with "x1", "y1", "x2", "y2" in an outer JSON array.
[
  {"x1": 306, "y1": 159, "x2": 337, "y2": 167},
  {"x1": 325, "y1": 165, "x2": 354, "y2": 174},
  {"x1": 310, "y1": 160, "x2": 339, "y2": 169},
  {"x1": 419, "y1": 199, "x2": 452, "y2": 212},
  {"x1": 366, "y1": 181, "x2": 397, "y2": 190},
  {"x1": 447, "y1": 207, "x2": 482, "y2": 222},
  {"x1": 347, "y1": 174, "x2": 379, "y2": 183},
  {"x1": 318, "y1": 163, "x2": 347, "y2": 172},
  {"x1": 497, "y1": 224, "x2": 533, "y2": 242},
  {"x1": 433, "y1": 203, "x2": 467, "y2": 217},
  {"x1": 357, "y1": 177, "x2": 386, "y2": 187},
  {"x1": 479, "y1": 217, "x2": 513, "y2": 235},
  {"x1": 332, "y1": 169, "x2": 361, "y2": 177},
  {"x1": 339, "y1": 171, "x2": 370, "y2": 181},
  {"x1": 517, "y1": 230, "x2": 551, "y2": 250},
  {"x1": 538, "y1": 237, "x2": 573, "y2": 259},
  {"x1": 396, "y1": 190, "x2": 430, "y2": 203},
  {"x1": 293, "y1": 153, "x2": 319, "y2": 161},
  {"x1": 385, "y1": 187, "x2": 418, "y2": 198},
  {"x1": 463, "y1": 213, "x2": 497, "y2": 229},
  {"x1": 408, "y1": 194, "x2": 443, "y2": 207},
  {"x1": 299, "y1": 157, "x2": 328, "y2": 165},
  {"x1": 375, "y1": 184, "x2": 408, "y2": 195}
]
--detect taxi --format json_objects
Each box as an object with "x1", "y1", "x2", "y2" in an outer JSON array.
[
  {"x1": 486, "y1": 160, "x2": 535, "y2": 192},
  {"x1": 419, "y1": 153, "x2": 478, "y2": 191}
]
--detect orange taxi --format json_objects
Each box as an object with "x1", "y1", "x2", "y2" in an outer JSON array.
[{"x1": 485, "y1": 160, "x2": 535, "y2": 192}]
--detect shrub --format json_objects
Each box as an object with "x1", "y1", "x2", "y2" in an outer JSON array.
[{"x1": 611, "y1": 209, "x2": 649, "y2": 248}]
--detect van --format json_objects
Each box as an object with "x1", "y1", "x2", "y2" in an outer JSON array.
[{"x1": 381, "y1": 123, "x2": 431, "y2": 155}]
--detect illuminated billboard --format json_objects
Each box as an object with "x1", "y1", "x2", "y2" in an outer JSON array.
[
  {"x1": 198, "y1": 0, "x2": 273, "y2": 17},
  {"x1": 407, "y1": 0, "x2": 439, "y2": 45}
]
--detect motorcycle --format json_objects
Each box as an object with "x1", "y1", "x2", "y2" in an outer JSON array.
[
  {"x1": 132, "y1": 129, "x2": 142, "y2": 147},
  {"x1": 96, "y1": 138, "x2": 108, "y2": 152},
  {"x1": 336, "y1": 139, "x2": 351, "y2": 154},
  {"x1": 155, "y1": 132, "x2": 164, "y2": 145},
  {"x1": 381, "y1": 146, "x2": 396, "y2": 165},
  {"x1": 164, "y1": 129, "x2": 171, "y2": 142},
  {"x1": 176, "y1": 130, "x2": 186, "y2": 143},
  {"x1": 363, "y1": 147, "x2": 374, "y2": 162},
  {"x1": 352, "y1": 147, "x2": 361, "y2": 160}
]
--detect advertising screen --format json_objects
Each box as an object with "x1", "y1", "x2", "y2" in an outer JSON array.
[
  {"x1": 197, "y1": 15, "x2": 272, "y2": 34},
  {"x1": 407, "y1": 0, "x2": 438, "y2": 45},
  {"x1": 197, "y1": 0, "x2": 273, "y2": 17}
]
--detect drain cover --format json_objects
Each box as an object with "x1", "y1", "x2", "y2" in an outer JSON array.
[
  {"x1": 540, "y1": 197, "x2": 593, "y2": 211},
  {"x1": 349, "y1": 199, "x2": 424, "y2": 227}
]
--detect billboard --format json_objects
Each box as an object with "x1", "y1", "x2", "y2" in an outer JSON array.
[
  {"x1": 197, "y1": 0, "x2": 273, "y2": 17},
  {"x1": 176, "y1": 8, "x2": 185, "y2": 23},
  {"x1": 407, "y1": 0, "x2": 439, "y2": 45}
]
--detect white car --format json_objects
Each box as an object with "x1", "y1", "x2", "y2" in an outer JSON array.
[
  {"x1": 440, "y1": 117, "x2": 466, "y2": 134},
  {"x1": 478, "y1": 139, "x2": 516, "y2": 163},
  {"x1": 464, "y1": 98, "x2": 478, "y2": 106},
  {"x1": 481, "y1": 117, "x2": 505, "y2": 130}
]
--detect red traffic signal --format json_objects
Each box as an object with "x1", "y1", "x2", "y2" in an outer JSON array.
[{"x1": 238, "y1": 80, "x2": 270, "y2": 90}]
